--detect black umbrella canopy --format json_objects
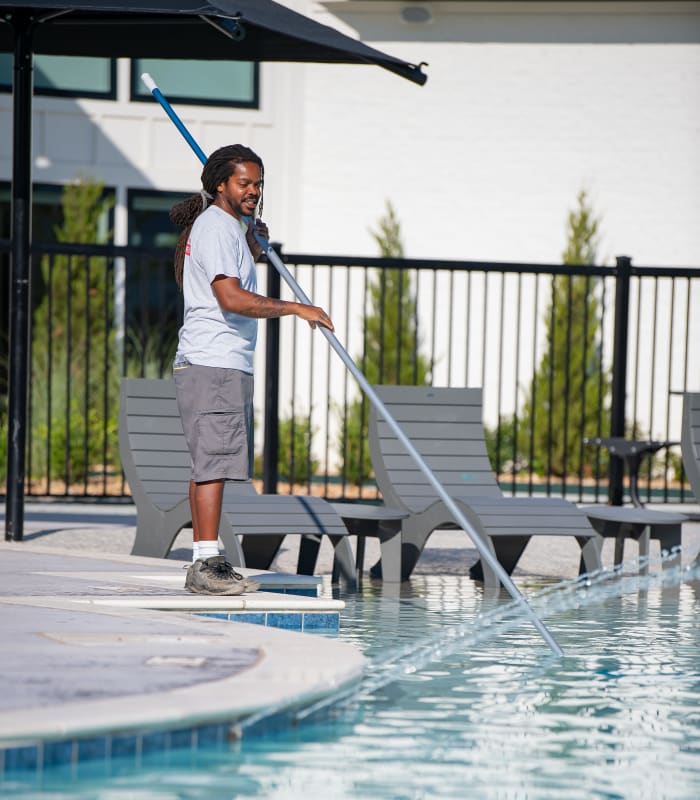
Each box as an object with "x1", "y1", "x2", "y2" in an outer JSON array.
[
  {"x1": 0, "y1": 1, "x2": 427, "y2": 84},
  {"x1": 2, "y1": 0, "x2": 427, "y2": 542}
]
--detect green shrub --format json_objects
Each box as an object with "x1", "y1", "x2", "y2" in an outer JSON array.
[
  {"x1": 277, "y1": 412, "x2": 319, "y2": 485},
  {"x1": 277, "y1": 414, "x2": 319, "y2": 483}
]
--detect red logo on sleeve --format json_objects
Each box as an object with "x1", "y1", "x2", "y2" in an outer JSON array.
[{"x1": 185, "y1": 240, "x2": 191, "y2": 256}]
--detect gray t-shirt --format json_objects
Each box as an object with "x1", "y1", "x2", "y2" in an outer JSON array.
[{"x1": 176, "y1": 205, "x2": 257, "y2": 373}]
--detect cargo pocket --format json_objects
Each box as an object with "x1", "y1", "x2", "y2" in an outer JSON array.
[{"x1": 197, "y1": 409, "x2": 245, "y2": 456}]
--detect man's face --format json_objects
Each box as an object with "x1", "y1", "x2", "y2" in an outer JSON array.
[{"x1": 216, "y1": 161, "x2": 262, "y2": 220}]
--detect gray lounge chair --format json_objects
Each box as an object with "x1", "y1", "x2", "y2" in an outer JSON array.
[
  {"x1": 367, "y1": 385, "x2": 602, "y2": 586},
  {"x1": 578, "y1": 405, "x2": 694, "y2": 572},
  {"x1": 119, "y1": 377, "x2": 356, "y2": 582},
  {"x1": 682, "y1": 392, "x2": 700, "y2": 571},
  {"x1": 119, "y1": 377, "x2": 406, "y2": 583},
  {"x1": 579, "y1": 505, "x2": 686, "y2": 573},
  {"x1": 681, "y1": 392, "x2": 700, "y2": 503}
]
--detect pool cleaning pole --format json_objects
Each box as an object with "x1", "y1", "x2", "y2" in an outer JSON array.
[{"x1": 142, "y1": 74, "x2": 564, "y2": 657}]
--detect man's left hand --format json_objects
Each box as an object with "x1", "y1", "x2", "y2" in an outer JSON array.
[{"x1": 246, "y1": 218, "x2": 269, "y2": 261}]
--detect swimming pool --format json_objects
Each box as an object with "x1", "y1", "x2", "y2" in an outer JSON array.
[{"x1": 3, "y1": 560, "x2": 700, "y2": 799}]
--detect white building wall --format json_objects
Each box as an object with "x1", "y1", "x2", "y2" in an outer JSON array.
[{"x1": 294, "y1": 1, "x2": 700, "y2": 267}]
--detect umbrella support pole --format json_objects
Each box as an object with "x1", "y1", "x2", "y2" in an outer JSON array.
[
  {"x1": 5, "y1": 11, "x2": 34, "y2": 543},
  {"x1": 143, "y1": 74, "x2": 564, "y2": 657}
]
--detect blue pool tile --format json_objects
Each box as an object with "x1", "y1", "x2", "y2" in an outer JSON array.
[
  {"x1": 225, "y1": 612, "x2": 266, "y2": 626},
  {"x1": 263, "y1": 587, "x2": 318, "y2": 597},
  {"x1": 243, "y1": 709, "x2": 296, "y2": 737},
  {"x1": 195, "y1": 724, "x2": 225, "y2": 748},
  {"x1": 303, "y1": 612, "x2": 339, "y2": 631},
  {"x1": 170, "y1": 728, "x2": 193, "y2": 749},
  {"x1": 43, "y1": 740, "x2": 74, "y2": 766},
  {"x1": 196, "y1": 612, "x2": 229, "y2": 620},
  {"x1": 111, "y1": 733, "x2": 138, "y2": 758},
  {"x1": 77, "y1": 736, "x2": 108, "y2": 762},
  {"x1": 141, "y1": 731, "x2": 169, "y2": 754},
  {"x1": 75, "y1": 746, "x2": 112, "y2": 780},
  {"x1": 3, "y1": 744, "x2": 40, "y2": 772},
  {"x1": 267, "y1": 612, "x2": 303, "y2": 630}
]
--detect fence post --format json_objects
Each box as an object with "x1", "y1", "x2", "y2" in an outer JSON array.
[
  {"x1": 609, "y1": 255, "x2": 632, "y2": 505},
  {"x1": 5, "y1": 13, "x2": 33, "y2": 542},
  {"x1": 262, "y1": 243, "x2": 282, "y2": 494}
]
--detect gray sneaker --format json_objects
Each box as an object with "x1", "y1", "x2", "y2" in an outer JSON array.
[{"x1": 185, "y1": 556, "x2": 260, "y2": 595}]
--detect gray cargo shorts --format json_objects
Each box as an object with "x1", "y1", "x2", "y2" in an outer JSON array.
[{"x1": 173, "y1": 361, "x2": 254, "y2": 483}]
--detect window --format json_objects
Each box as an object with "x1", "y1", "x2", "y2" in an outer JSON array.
[
  {"x1": 0, "y1": 54, "x2": 257, "y2": 107},
  {"x1": 0, "y1": 183, "x2": 65, "y2": 241},
  {"x1": 0, "y1": 182, "x2": 114, "y2": 243},
  {"x1": 0, "y1": 54, "x2": 116, "y2": 99},
  {"x1": 127, "y1": 189, "x2": 186, "y2": 248},
  {"x1": 0, "y1": 183, "x2": 10, "y2": 240},
  {"x1": 126, "y1": 189, "x2": 184, "y2": 341},
  {"x1": 29, "y1": 184, "x2": 68, "y2": 242},
  {"x1": 131, "y1": 59, "x2": 258, "y2": 108}
]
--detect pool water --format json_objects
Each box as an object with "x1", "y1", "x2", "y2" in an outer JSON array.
[{"x1": 4, "y1": 563, "x2": 700, "y2": 799}]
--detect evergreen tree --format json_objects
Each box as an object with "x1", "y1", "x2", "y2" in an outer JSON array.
[
  {"x1": 338, "y1": 201, "x2": 431, "y2": 485},
  {"x1": 521, "y1": 190, "x2": 610, "y2": 479},
  {"x1": 30, "y1": 177, "x2": 116, "y2": 486}
]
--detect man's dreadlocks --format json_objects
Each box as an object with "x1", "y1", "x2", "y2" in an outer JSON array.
[{"x1": 170, "y1": 144, "x2": 264, "y2": 289}]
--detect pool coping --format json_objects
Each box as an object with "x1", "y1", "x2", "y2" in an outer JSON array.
[{"x1": 0, "y1": 542, "x2": 367, "y2": 758}]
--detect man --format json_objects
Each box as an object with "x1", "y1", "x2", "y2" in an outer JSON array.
[{"x1": 170, "y1": 144, "x2": 334, "y2": 594}]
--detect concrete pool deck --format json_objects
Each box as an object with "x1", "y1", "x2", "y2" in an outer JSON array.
[
  {"x1": 0, "y1": 543, "x2": 365, "y2": 756},
  {"x1": 1, "y1": 500, "x2": 699, "y2": 768}
]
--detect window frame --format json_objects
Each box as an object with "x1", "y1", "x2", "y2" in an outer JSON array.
[
  {"x1": 127, "y1": 188, "x2": 189, "y2": 249},
  {"x1": 129, "y1": 59, "x2": 259, "y2": 109},
  {"x1": 0, "y1": 181, "x2": 115, "y2": 243},
  {"x1": 0, "y1": 55, "x2": 117, "y2": 100}
]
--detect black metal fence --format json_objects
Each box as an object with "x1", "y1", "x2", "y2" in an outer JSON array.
[{"x1": 1, "y1": 239, "x2": 699, "y2": 506}]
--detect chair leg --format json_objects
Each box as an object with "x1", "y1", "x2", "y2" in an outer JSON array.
[
  {"x1": 614, "y1": 536, "x2": 625, "y2": 568},
  {"x1": 652, "y1": 523, "x2": 682, "y2": 571},
  {"x1": 396, "y1": 517, "x2": 433, "y2": 580},
  {"x1": 367, "y1": 543, "x2": 417, "y2": 581},
  {"x1": 378, "y1": 523, "x2": 403, "y2": 584},
  {"x1": 638, "y1": 529, "x2": 651, "y2": 575},
  {"x1": 329, "y1": 536, "x2": 357, "y2": 588},
  {"x1": 578, "y1": 536, "x2": 603, "y2": 576},
  {"x1": 493, "y1": 536, "x2": 529, "y2": 574},
  {"x1": 478, "y1": 537, "x2": 501, "y2": 589},
  {"x1": 297, "y1": 535, "x2": 321, "y2": 575},
  {"x1": 355, "y1": 535, "x2": 366, "y2": 579},
  {"x1": 218, "y1": 516, "x2": 246, "y2": 567},
  {"x1": 470, "y1": 537, "x2": 529, "y2": 585},
  {"x1": 240, "y1": 535, "x2": 285, "y2": 569},
  {"x1": 131, "y1": 512, "x2": 173, "y2": 558}
]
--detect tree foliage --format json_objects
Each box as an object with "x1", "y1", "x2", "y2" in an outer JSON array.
[
  {"x1": 29, "y1": 177, "x2": 117, "y2": 486},
  {"x1": 276, "y1": 410, "x2": 320, "y2": 486},
  {"x1": 338, "y1": 201, "x2": 431, "y2": 485},
  {"x1": 520, "y1": 190, "x2": 611, "y2": 478}
]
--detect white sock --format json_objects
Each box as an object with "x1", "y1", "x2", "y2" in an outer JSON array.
[
  {"x1": 198, "y1": 540, "x2": 219, "y2": 561},
  {"x1": 192, "y1": 541, "x2": 200, "y2": 564}
]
